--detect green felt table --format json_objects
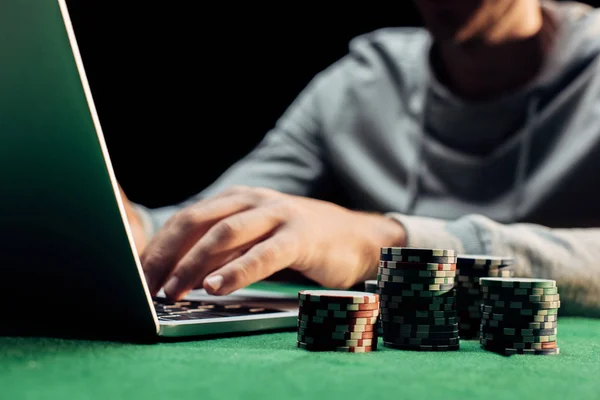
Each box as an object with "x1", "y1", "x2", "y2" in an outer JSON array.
[{"x1": 2, "y1": 282, "x2": 600, "y2": 400}]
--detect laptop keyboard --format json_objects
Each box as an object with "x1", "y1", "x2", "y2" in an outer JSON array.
[{"x1": 153, "y1": 297, "x2": 282, "y2": 321}]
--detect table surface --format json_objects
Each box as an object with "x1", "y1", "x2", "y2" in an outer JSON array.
[{"x1": 2, "y1": 282, "x2": 600, "y2": 400}]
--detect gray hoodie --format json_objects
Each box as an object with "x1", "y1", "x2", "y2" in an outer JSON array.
[{"x1": 136, "y1": 1, "x2": 600, "y2": 316}]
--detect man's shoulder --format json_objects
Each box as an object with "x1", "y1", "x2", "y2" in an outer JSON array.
[
  {"x1": 550, "y1": 1, "x2": 600, "y2": 43},
  {"x1": 314, "y1": 27, "x2": 432, "y2": 93},
  {"x1": 302, "y1": 27, "x2": 432, "y2": 131},
  {"x1": 348, "y1": 27, "x2": 431, "y2": 55},
  {"x1": 345, "y1": 27, "x2": 432, "y2": 70},
  {"x1": 571, "y1": 2, "x2": 600, "y2": 42},
  {"x1": 554, "y1": 0, "x2": 600, "y2": 21},
  {"x1": 307, "y1": 27, "x2": 432, "y2": 108}
]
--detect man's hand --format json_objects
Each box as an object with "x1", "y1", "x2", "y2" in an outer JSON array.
[
  {"x1": 140, "y1": 186, "x2": 406, "y2": 300},
  {"x1": 118, "y1": 185, "x2": 148, "y2": 255}
]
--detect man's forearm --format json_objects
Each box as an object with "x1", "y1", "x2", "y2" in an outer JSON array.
[{"x1": 386, "y1": 212, "x2": 600, "y2": 318}]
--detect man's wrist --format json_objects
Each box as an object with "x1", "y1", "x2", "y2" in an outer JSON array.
[
  {"x1": 377, "y1": 213, "x2": 407, "y2": 248},
  {"x1": 355, "y1": 212, "x2": 407, "y2": 283},
  {"x1": 384, "y1": 212, "x2": 465, "y2": 252}
]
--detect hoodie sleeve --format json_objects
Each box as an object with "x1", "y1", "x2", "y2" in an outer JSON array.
[
  {"x1": 387, "y1": 212, "x2": 600, "y2": 318},
  {"x1": 134, "y1": 65, "x2": 338, "y2": 236}
]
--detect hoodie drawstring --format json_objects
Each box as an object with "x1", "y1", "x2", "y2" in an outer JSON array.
[
  {"x1": 513, "y1": 94, "x2": 541, "y2": 220},
  {"x1": 405, "y1": 88, "x2": 541, "y2": 220},
  {"x1": 405, "y1": 89, "x2": 429, "y2": 215}
]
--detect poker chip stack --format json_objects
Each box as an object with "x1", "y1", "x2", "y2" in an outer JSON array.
[
  {"x1": 364, "y1": 280, "x2": 383, "y2": 335},
  {"x1": 479, "y1": 278, "x2": 560, "y2": 356},
  {"x1": 378, "y1": 247, "x2": 459, "y2": 351},
  {"x1": 297, "y1": 290, "x2": 379, "y2": 353},
  {"x1": 364, "y1": 279, "x2": 378, "y2": 295},
  {"x1": 455, "y1": 255, "x2": 515, "y2": 339}
]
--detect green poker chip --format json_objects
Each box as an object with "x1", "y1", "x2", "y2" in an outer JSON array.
[
  {"x1": 378, "y1": 267, "x2": 456, "y2": 278},
  {"x1": 480, "y1": 286, "x2": 559, "y2": 296},
  {"x1": 380, "y1": 254, "x2": 457, "y2": 264},
  {"x1": 380, "y1": 247, "x2": 456, "y2": 257},
  {"x1": 479, "y1": 278, "x2": 556, "y2": 289}
]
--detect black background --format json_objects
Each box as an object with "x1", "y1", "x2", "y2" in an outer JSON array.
[{"x1": 65, "y1": 1, "x2": 599, "y2": 209}]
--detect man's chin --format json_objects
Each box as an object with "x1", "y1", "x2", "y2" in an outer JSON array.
[{"x1": 415, "y1": 0, "x2": 484, "y2": 43}]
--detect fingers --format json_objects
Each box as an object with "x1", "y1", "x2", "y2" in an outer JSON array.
[
  {"x1": 141, "y1": 194, "x2": 254, "y2": 294},
  {"x1": 192, "y1": 249, "x2": 244, "y2": 289},
  {"x1": 194, "y1": 207, "x2": 284, "y2": 254},
  {"x1": 163, "y1": 207, "x2": 283, "y2": 299},
  {"x1": 203, "y1": 231, "x2": 299, "y2": 296}
]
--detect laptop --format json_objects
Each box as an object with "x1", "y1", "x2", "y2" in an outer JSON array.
[{"x1": 0, "y1": 0, "x2": 298, "y2": 342}]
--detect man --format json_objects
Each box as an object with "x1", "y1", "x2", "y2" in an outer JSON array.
[{"x1": 120, "y1": 0, "x2": 600, "y2": 316}]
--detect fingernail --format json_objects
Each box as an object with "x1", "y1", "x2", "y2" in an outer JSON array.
[
  {"x1": 164, "y1": 276, "x2": 181, "y2": 297},
  {"x1": 204, "y1": 275, "x2": 223, "y2": 293}
]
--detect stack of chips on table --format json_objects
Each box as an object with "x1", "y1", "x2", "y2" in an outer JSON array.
[
  {"x1": 297, "y1": 290, "x2": 379, "y2": 353},
  {"x1": 479, "y1": 278, "x2": 560, "y2": 356},
  {"x1": 378, "y1": 247, "x2": 459, "y2": 351},
  {"x1": 364, "y1": 280, "x2": 383, "y2": 335},
  {"x1": 455, "y1": 255, "x2": 515, "y2": 339}
]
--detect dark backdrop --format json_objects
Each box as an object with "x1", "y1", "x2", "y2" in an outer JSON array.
[{"x1": 66, "y1": 1, "x2": 599, "y2": 209}]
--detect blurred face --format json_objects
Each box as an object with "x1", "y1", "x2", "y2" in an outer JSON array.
[{"x1": 414, "y1": 0, "x2": 521, "y2": 42}]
